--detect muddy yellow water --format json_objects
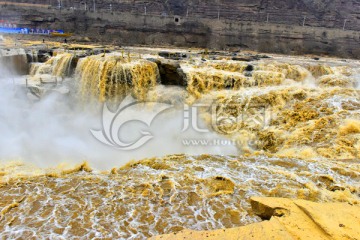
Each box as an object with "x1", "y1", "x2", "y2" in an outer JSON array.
[
  {"x1": 76, "y1": 54, "x2": 159, "y2": 103},
  {"x1": 1, "y1": 49, "x2": 360, "y2": 239},
  {"x1": 0, "y1": 154, "x2": 359, "y2": 239},
  {"x1": 30, "y1": 53, "x2": 74, "y2": 77}
]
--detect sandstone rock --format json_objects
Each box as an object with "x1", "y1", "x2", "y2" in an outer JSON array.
[
  {"x1": 39, "y1": 50, "x2": 53, "y2": 62},
  {"x1": 231, "y1": 57, "x2": 255, "y2": 62},
  {"x1": 0, "y1": 50, "x2": 28, "y2": 75},
  {"x1": 4, "y1": 0, "x2": 359, "y2": 31},
  {"x1": 148, "y1": 58, "x2": 187, "y2": 86},
  {"x1": 27, "y1": 86, "x2": 43, "y2": 99},
  {"x1": 158, "y1": 51, "x2": 187, "y2": 60},
  {"x1": 245, "y1": 65, "x2": 254, "y2": 72},
  {"x1": 27, "y1": 84, "x2": 69, "y2": 100},
  {"x1": 2, "y1": 3, "x2": 360, "y2": 59},
  {"x1": 232, "y1": 54, "x2": 271, "y2": 62},
  {"x1": 151, "y1": 197, "x2": 360, "y2": 240}
]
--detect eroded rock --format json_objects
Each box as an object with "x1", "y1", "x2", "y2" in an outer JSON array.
[
  {"x1": 158, "y1": 51, "x2": 188, "y2": 60},
  {"x1": 151, "y1": 197, "x2": 360, "y2": 240},
  {"x1": 148, "y1": 58, "x2": 187, "y2": 86}
]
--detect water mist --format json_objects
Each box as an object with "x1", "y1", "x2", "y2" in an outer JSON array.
[{"x1": 0, "y1": 59, "x2": 237, "y2": 171}]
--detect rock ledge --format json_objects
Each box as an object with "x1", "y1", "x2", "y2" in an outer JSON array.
[{"x1": 151, "y1": 197, "x2": 360, "y2": 240}]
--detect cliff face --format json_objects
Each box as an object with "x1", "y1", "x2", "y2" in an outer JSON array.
[
  {"x1": 1, "y1": 1, "x2": 360, "y2": 59},
  {"x1": 3, "y1": 0, "x2": 360, "y2": 31}
]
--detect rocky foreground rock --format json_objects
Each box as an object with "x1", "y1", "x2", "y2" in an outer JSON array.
[{"x1": 151, "y1": 197, "x2": 360, "y2": 240}]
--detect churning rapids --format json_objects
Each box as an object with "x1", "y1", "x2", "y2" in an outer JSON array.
[{"x1": 0, "y1": 40, "x2": 359, "y2": 239}]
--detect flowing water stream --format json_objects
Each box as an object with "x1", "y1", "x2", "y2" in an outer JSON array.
[{"x1": 0, "y1": 47, "x2": 359, "y2": 239}]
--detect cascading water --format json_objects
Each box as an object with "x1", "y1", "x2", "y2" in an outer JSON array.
[
  {"x1": 0, "y1": 44, "x2": 359, "y2": 239},
  {"x1": 29, "y1": 52, "x2": 74, "y2": 78},
  {"x1": 76, "y1": 54, "x2": 159, "y2": 102}
]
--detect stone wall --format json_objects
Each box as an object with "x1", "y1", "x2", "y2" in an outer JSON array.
[
  {"x1": 2, "y1": 0, "x2": 360, "y2": 31},
  {"x1": 1, "y1": 2, "x2": 360, "y2": 59}
]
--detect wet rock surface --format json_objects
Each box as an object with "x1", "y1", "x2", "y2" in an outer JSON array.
[
  {"x1": 158, "y1": 51, "x2": 188, "y2": 60},
  {"x1": 152, "y1": 197, "x2": 360, "y2": 240},
  {"x1": 149, "y1": 58, "x2": 187, "y2": 86}
]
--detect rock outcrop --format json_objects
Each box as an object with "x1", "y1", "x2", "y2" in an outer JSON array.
[
  {"x1": 0, "y1": 48, "x2": 28, "y2": 74},
  {"x1": 2, "y1": 0, "x2": 360, "y2": 31},
  {"x1": 148, "y1": 58, "x2": 187, "y2": 86},
  {"x1": 151, "y1": 197, "x2": 360, "y2": 240}
]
